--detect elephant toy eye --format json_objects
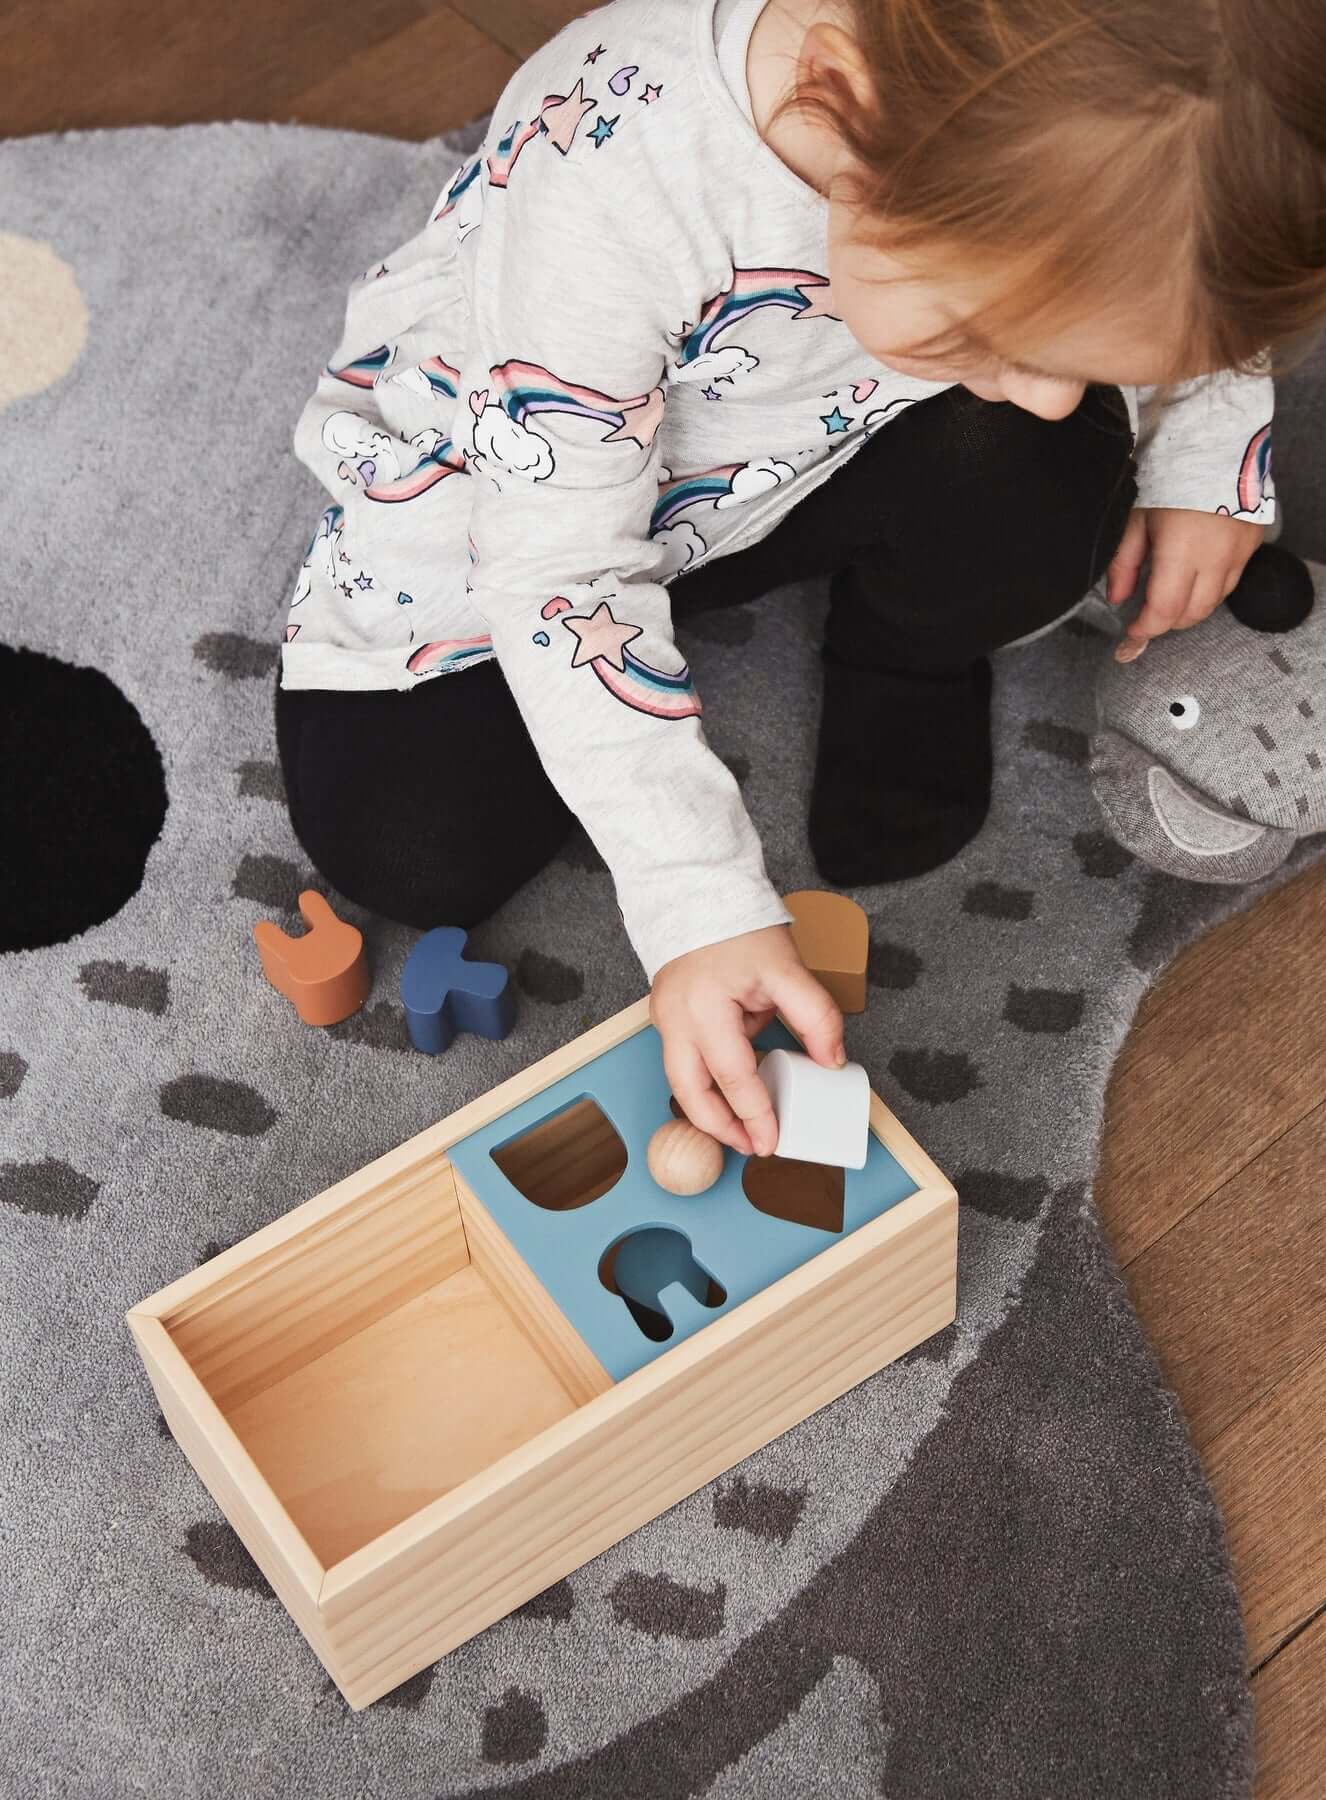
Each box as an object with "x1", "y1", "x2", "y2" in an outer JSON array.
[{"x1": 1168, "y1": 695, "x2": 1201, "y2": 730}]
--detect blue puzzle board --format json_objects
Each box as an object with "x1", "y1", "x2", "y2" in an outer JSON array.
[{"x1": 447, "y1": 1018, "x2": 920, "y2": 1381}]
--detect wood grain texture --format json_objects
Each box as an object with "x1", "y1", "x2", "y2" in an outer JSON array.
[
  {"x1": 0, "y1": 0, "x2": 432, "y2": 135},
  {"x1": 224, "y1": 1264, "x2": 581, "y2": 1565},
  {"x1": 446, "y1": 0, "x2": 590, "y2": 62},
  {"x1": 161, "y1": 1151, "x2": 467, "y2": 1412},
  {"x1": 458, "y1": 1173, "x2": 614, "y2": 1406},
  {"x1": 1098, "y1": 861, "x2": 1326, "y2": 1268},
  {"x1": 1124, "y1": 1100, "x2": 1326, "y2": 1452},
  {"x1": 126, "y1": 1315, "x2": 328, "y2": 1623},
  {"x1": 489, "y1": 1092, "x2": 629, "y2": 1211},
  {"x1": 317, "y1": 1181, "x2": 957, "y2": 1707},
  {"x1": 1099, "y1": 866, "x2": 1326, "y2": 1794},
  {"x1": 283, "y1": 7, "x2": 518, "y2": 139},
  {"x1": 1252, "y1": 1610, "x2": 1326, "y2": 1800},
  {"x1": 1204, "y1": 1347, "x2": 1326, "y2": 1670}
]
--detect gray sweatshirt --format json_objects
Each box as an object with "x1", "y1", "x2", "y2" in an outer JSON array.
[{"x1": 283, "y1": 0, "x2": 1277, "y2": 984}]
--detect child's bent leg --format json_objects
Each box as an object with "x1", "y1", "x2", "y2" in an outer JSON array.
[
  {"x1": 810, "y1": 382, "x2": 1137, "y2": 884},
  {"x1": 272, "y1": 660, "x2": 579, "y2": 930}
]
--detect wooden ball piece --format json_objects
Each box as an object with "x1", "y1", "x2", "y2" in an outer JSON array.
[{"x1": 647, "y1": 1119, "x2": 724, "y2": 1196}]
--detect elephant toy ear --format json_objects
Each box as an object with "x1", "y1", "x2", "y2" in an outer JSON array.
[{"x1": 1226, "y1": 544, "x2": 1314, "y2": 633}]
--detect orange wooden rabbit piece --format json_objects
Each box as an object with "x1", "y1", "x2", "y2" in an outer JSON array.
[
  {"x1": 782, "y1": 890, "x2": 869, "y2": 1015},
  {"x1": 253, "y1": 891, "x2": 370, "y2": 1027}
]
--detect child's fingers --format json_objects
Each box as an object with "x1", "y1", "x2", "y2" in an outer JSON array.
[
  {"x1": 766, "y1": 962, "x2": 845, "y2": 1069},
  {"x1": 1136, "y1": 560, "x2": 1199, "y2": 638},
  {"x1": 665, "y1": 1038, "x2": 752, "y2": 1156},
  {"x1": 741, "y1": 1002, "x2": 778, "y2": 1036},
  {"x1": 1105, "y1": 511, "x2": 1149, "y2": 605},
  {"x1": 1175, "y1": 569, "x2": 1231, "y2": 631},
  {"x1": 694, "y1": 1013, "x2": 779, "y2": 1157},
  {"x1": 1115, "y1": 559, "x2": 1198, "y2": 662}
]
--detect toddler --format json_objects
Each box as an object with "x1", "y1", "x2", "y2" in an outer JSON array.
[{"x1": 277, "y1": 0, "x2": 1322, "y2": 1156}]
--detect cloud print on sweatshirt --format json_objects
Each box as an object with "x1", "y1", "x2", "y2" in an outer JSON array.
[
  {"x1": 668, "y1": 267, "x2": 843, "y2": 393},
  {"x1": 670, "y1": 344, "x2": 760, "y2": 389},
  {"x1": 467, "y1": 391, "x2": 556, "y2": 480},
  {"x1": 466, "y1": 359, "x2": 667, "y2": 479},
  {"x1": 321, "y1": 410, "x2": 465, "y2": 502},
  {"x1": 649, "y1": 457, "x2": 798, "y2": 571},
  {"x1": 289, "y1": 503, "x2": 344, "y2": 611},
  {"x1": 652, "y1": 518, "x2": 707, "y2": 575},
  {"x1": 379, "y1": 355, "x2": 461, "y2": 404},
  {"x1": 713, "y1": 457, "x2": 796, "y2": 509}
]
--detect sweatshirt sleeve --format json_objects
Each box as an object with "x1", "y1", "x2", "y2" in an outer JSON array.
[
  {"x1": 1132, "y1": 364, "x2": 1276, "y2": 526},
  {"x1": 287, "y1": 194, "x2": 478, "y2": 636},
  {"x1": 457, "y1": 122, "x2": 792, "y2": 984}
]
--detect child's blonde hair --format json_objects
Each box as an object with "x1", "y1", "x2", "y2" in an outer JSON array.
[{"x1": 783, "y1": 0, "x2": 1326, "y2": 382}]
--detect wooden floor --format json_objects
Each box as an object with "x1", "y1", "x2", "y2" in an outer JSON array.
[{"x1": 4, "y1": 3, "x2": 1323, "y2": 1791}]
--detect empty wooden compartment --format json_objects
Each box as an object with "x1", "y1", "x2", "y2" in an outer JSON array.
[{"x1": 128, "y1": 995, "x2": 957, "y2": 1708}]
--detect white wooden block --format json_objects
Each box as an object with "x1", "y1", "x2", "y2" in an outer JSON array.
[{"x1": 757, "y1": 1049, "x2": 870, "y2": 1169}]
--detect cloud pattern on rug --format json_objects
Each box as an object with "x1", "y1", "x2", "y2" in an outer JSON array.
[
  {"x1": 0, "y1": 232, "x2": 87, "y2": 412},
  {"x1": 0, "y1": 645, "x2": 168, "y2": 953}
]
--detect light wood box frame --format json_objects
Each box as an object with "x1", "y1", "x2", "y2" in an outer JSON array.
[{"x1": 128, "y1": 996, "x2": 958, "y2": 1709}]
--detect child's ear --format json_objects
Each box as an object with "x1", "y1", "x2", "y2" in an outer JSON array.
[{"x1": 799, "y1": 20, "x2": 876, "y2": 118}]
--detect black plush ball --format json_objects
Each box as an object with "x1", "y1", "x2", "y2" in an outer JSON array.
[{"x1": 1226, "y1": 543, "x2": 1315, "y2": 634}]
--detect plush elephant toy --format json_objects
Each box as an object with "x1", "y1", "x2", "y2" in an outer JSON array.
[{"x1": 1090, "y1": 544, "x2": 1326, "y2": 881}]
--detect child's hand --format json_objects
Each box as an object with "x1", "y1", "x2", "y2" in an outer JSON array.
[
  {"x1": 1106, "y1": 506, "x2": 1266, "y2": 663},
  {"x1": 650, "y1": 925, "x2": 846, "y2": 1158}
]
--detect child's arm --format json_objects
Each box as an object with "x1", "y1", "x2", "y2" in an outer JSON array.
[
  {"x1": 459, "y1": 133, "x2": 793, "y2": 988},
  {"x1": 1132, "y1": 364, "x2": 1275, "y2": 524},
  {"x1": 284, "y1": 110, "x2": 830, "y2": 1153},
  {"x1": 1109, "y1": 366, "x2": 1274, "y2": 655}
]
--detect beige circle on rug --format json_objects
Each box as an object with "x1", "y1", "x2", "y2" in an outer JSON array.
[{"x1": 0, "y1": 233, "x2": 88, "y2": 413}]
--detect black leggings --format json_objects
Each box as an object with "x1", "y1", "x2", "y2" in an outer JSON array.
[{"x1": 275, "y1": 381, "x2": 1137, "y2": 928}]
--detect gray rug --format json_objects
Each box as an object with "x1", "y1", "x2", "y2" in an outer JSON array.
[{"x1": 4, "y1": 120, "x2": 1324, "y2": 1799}]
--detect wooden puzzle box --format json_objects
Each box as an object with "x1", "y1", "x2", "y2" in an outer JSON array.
[{"x1": 128, "y1": 994, "x2": 958, "y2": 1709}]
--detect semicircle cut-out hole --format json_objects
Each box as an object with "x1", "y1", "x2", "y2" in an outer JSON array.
[
  {"x1": 742, "y1": 1155, "x2": 845, "y2": 1234},
  {"x1": 490, "y1": 1095, "x2": 627, "y2": 1210},
  {"x1": 1, "y1": 645, "x2": 168, "y2": 952},
  {"x1": 599, "y1": 1226, "x2": 727, "y2": 1343}
]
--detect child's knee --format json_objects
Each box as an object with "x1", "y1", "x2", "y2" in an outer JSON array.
[{"x1": 289, "y1": 814, "x2": 509, "y2": 933}]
